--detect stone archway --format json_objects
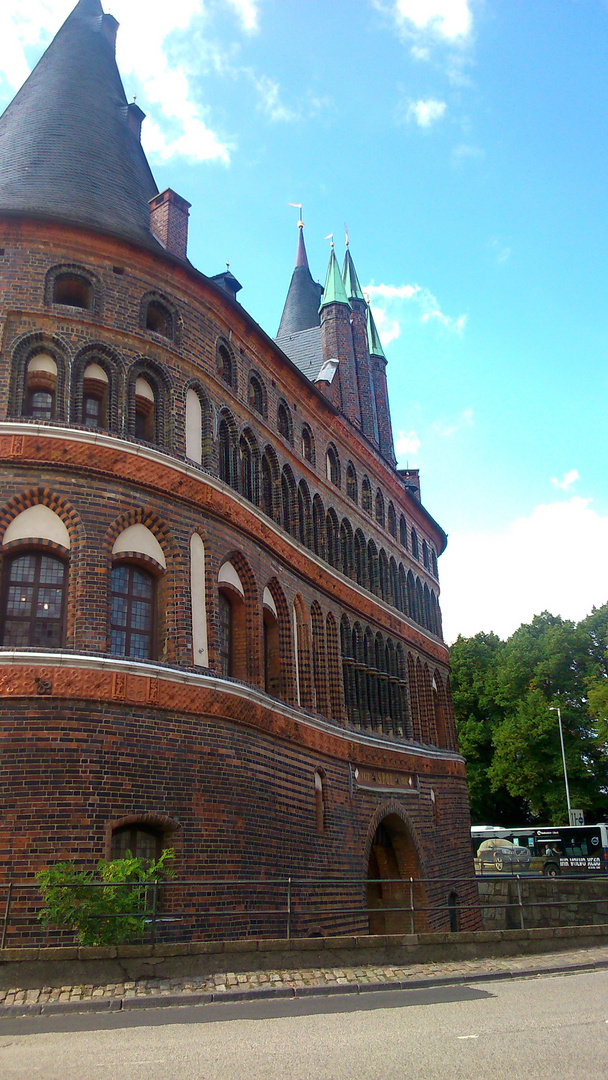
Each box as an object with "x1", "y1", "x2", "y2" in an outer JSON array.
[{"x1": 367, "y1": 814, "x2": 429, "y2": 934}]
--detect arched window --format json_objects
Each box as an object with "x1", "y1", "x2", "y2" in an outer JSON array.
[
  {"x1": 80, "y1": 362, "x2": 108, "y2": 429},
  {"x1": 326, "y1": 444, "x2": 341, "y2": 487},
  {"x1": 145, "y1": 300, "x2": 172, "y2": 338},
  {"x1": 111, "y1": 823, "x2": 163, "y2": 862},
  {"x1": 281, "y1": 466, "x2": 296, "y2": 535},
  {"x1": 431, "y1": 549, "x2": 438, "y2": 579},
  {"x1": 52, "y1": 272, "x2": 92, "y2": 310},
  {"x1": 422, "y1": 539, "x2": 430, "y2": 569},
  {"x1": 110, "y1": 564, "x2": 155, "y2": 660},
  {"x1": 326, "y1": 510, "x2": 339, "y2": 568},
  {"x1": 217, "y1": 341, "x2": 235, "y2": 388},
  {"x1": 277, "y1": 401, "x2": 292, "y2": 442},
  {"x1": 263, "y1": 603, "x2": 281, "y2": 698},
  {"x1": 261, "y1": 450, "x2": 276, "y2": 519},
  {"x1": 217, "y1": 561, "x2": 248, "y2": 682},
  {"x1": 218, "y1": 412, "x2": 238, "y2": 488},
  {"x1": 387, "y1": 502, "x2": 396, "y2": 538},
  {"x1": 411, "y1": 528, "x2": 420, "y2": 559},
  {"x1": 340, "y1": 519, "x2": 354, "y2": 578},
  {"x1": 346, "y1": 463, "x2": 358, "y2": 503},
  {"x1": 400, "y1": 515, "x2": 408, "y2": 548},
  {"x1": 239, "y1": 429, "x2": 259, "y2": 504},
  {"x1": 362, "y1": 475, "x2": 372, "y2": 514},
  {"x1": 367, "y1": 539, "x2": 379, "y2": 595},
  {"x1": 248, "y1": 374, "x2": 265, "y2": 415},
  {"x1": 313, "y1": 495, "x2": 325, "y2": 558},
  {"x1": 297, "y1": 480, "x2": 312, "y2": 547},
  {"x1": 375, "y1": 489, "x2": 385, "y2": 528},
  {"x1": 301, "y1": 425, "x2": 315, "y2": 463},
  {"x1": 354, "y1": 530, "x2": 367, "y2": 587},
  {"x1": 379, "y1": 549, "x2": 389, "y2": 602},
  {"x1": 1, "y1": 551, "x2": 67, "y2": 648},
  {"x1": 134, "y1": 377, "x2": 155, "y2": 442},
  {"x1": 314, "y1": 771, "x2": 326, "y2": 833},
  {"x1": 23, "y1": 354, "x2": 57, "y2": 420},
  {"x1": 185, "y1": 386, "x2": 211, "y2": 465}
]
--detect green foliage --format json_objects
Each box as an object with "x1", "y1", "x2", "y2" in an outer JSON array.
[
  {"x1": 451, "y1": 605, "x2": 608, "y2": 826},
  {"x1": 37, "y1": 849, "x2": 174, "y2": 946}
]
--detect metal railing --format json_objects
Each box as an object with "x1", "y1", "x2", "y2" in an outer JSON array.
[{"x1": 0, "y1": 873, "x2": 606, "y2": 949}]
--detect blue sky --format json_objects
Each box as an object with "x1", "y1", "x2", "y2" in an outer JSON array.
[{"x1": 3, "y1": 0, "x2": 608, "y2": 642}]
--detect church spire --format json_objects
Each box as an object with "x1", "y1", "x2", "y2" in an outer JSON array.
[
  {"x1": 366, "y1": 303, "x2": 386, "y2": 358},
  {"x1": 0, "y1": 0, "x2": 159, "y2": 249},
  {"x1": 277, "y1": 213, "x2": 323, "y2": 336},
  {"x1": 319, "y1": 243, "x2": 350, "y2": 310},
  {"x1": 342, "y1": 246, "x2": 365, "y2": 302}
]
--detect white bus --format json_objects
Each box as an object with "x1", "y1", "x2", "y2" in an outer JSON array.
[{"x1": 471, "y1": 823, "x2": 608, "y2": 877}]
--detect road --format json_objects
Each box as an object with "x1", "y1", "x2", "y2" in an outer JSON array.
[{"x1": 1, "y1": 970, "x2": 607, "y2": 1079}]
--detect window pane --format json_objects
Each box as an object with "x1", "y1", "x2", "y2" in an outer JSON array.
[
  {"x1": 110, "y1": 565, "x2": 154, "y2": 659},
  {"x1": 1, "y1": 553, "x2": 66, "y2": 648}
]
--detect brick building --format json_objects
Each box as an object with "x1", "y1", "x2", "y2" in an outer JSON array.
[{"x1": 0, "y1": 0, "x2": 478, "y2": 939}]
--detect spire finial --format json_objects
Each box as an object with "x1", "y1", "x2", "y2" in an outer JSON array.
[
  {"x1": 289, "y1": 202, "x2": 304, "y2": 228},
  {"x1": 345, "y1": 223, "x2": 349, "y2": 247},
  {"x1": 325, "y1": 232, "x2": 334, "y2": 249}
]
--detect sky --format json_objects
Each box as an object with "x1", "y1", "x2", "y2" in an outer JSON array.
[{"x1": 2, "y1": 0, "x2": 608, "y2": 644}]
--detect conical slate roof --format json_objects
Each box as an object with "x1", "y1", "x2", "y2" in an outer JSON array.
[
  {"x1": 277, "y1": 224, "x2": 323, "y2": 336},
  {"x1": 0, "y1": 0, "x2": 160, "y2": 249},
  {"x1": 342, "y1": 247, "x2": 365, "y2": 301},
  {"x1": 319, "y1": 245, "x2": 350, "y2": 310},
  {"x1": 366, "y1": 303, "x2": 386, "y2": 358}
]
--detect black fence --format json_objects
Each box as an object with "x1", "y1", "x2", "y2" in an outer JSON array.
[
  {"x1": 2, "y1": 873, "x2": 607, "y2": 949},
  {"x1": 0, "y1": 874, "x2": 481, "y2": 947}
]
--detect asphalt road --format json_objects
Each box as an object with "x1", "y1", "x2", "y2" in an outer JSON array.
[{"x1": 1, "y1": 970, "x2": 607, "y2": 1080}]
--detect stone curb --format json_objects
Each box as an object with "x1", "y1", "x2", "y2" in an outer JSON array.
[{"x1": 2, "y1": 955, "x2": 608, "y2": 1019}]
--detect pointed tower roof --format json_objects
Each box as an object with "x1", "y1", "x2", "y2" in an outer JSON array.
[
  {"x1": 0, "y1": 0, "x2": 160, "y2": 250},
  {"x1": 342, "y1": 246, "x2": 365, "y2": 301},
  {"x1": 366, "y1": 303, "x2": 386, "y2": 358},
  {"x1": 319, "y1": 244, "x2": 350, "y2": 310},
  {"x1": 277, "y1": 218, "x2": 323, "y2": 336}
]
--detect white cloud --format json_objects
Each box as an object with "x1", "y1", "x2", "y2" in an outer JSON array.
[
  {"x1": 378, "y1": 0, "x2": 475, "y2": 45},
  {"x1": 252, "y1": 75, "x2": 297, "y2": 122},
  {"x1": 395, "y1": 430, "x2": 422, "y2": 461},
  {"x1": 364, "y1": 281, "x2": 466, "y2": 343},
  {"x1": 1, "y1": 0, "x2": 234, "y2": 164},
  {"x1": 452, "y1": 142, "x2": 484, "y2": 165},
  {"x1": 432, "y1": 407, "x2": 473, "y2": 437},
  {"x1": 406, "y1": 98, "x2": 446, "y2": 128},
  {"x1": 489, "y1": 236, "x2": 512, "y2": 264},
  {"x1": 225, "y1": 0, "x2": 260, "y2": 33},
  {"x1": 551, "y1": 469, "x2": 580, "y2": 491},
  {"x1": 440, "y1": 497, "x2": 608, "y2": 643}
]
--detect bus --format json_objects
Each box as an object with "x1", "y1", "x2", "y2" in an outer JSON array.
[{"x1": 471, "y1": 823, "x2": 608, "y2": 877}]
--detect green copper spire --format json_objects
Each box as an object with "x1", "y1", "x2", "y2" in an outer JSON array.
[
  {"x1": 366, "y1": 303, "x2": 386, "y2": 358},
  {"x1": 319, "y1": 243, "x2": 350, "y2": 310},
  {"x1": 342, "y1": 246, "x2": 365, "y2": 301}
]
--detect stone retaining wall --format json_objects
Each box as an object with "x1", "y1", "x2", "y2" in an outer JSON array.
[
  {"x1": 477, "y1": 878, "x2": 608, "y2": 930},
  {"x1": 1, "y1": 924, "x2": 607, "y2": 991}
]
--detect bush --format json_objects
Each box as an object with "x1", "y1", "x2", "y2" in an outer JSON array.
[{"x1": 37, "y1": 849, "x2": 174, "y2": 946}]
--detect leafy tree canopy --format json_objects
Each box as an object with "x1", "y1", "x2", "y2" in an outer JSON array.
[{"x1": 451, "y1": 605, "x2": 608, "y2": 826}]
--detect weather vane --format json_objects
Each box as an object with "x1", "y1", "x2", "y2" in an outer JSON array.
[
  {"x1": 289, "y1": 202, "x2": 304, "y2": 227},
  {"x1": 324, "y1": 232, "x2": 334, "y2": 249}
]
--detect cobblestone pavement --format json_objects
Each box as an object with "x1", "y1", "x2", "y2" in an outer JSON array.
[{"x1": 2, "y1": 943, "x2": 608, "y2": 1014}]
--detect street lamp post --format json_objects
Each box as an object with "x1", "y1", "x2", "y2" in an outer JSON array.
[{"x1": 549, "y1": 705, "x2": 572, "y2": 819}]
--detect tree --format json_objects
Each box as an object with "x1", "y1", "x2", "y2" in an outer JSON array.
[{"x1": 451, "y1": 606, "x2": 608, "y2": 826}]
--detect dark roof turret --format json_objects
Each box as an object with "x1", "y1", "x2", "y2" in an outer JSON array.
[
  {"x1": 277, "y1": 215, "x2": 323, "y2": 336},
  {"x1": 0, "y1": 0, "x2": 160, "y2": 249}
]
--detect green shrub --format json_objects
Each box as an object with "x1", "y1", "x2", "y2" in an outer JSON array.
[{"x1": 37, "y1": 849, "x2": 174, "y2": 946}]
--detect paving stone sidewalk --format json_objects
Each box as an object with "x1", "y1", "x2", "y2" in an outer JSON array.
[{"x1": 3, "y1": 942, "x2": 608, "y2": 1015}]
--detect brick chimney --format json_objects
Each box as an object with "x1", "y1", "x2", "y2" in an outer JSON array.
[{"x1": 149, "y1": 189, "x2": 191, "y2": 260}]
